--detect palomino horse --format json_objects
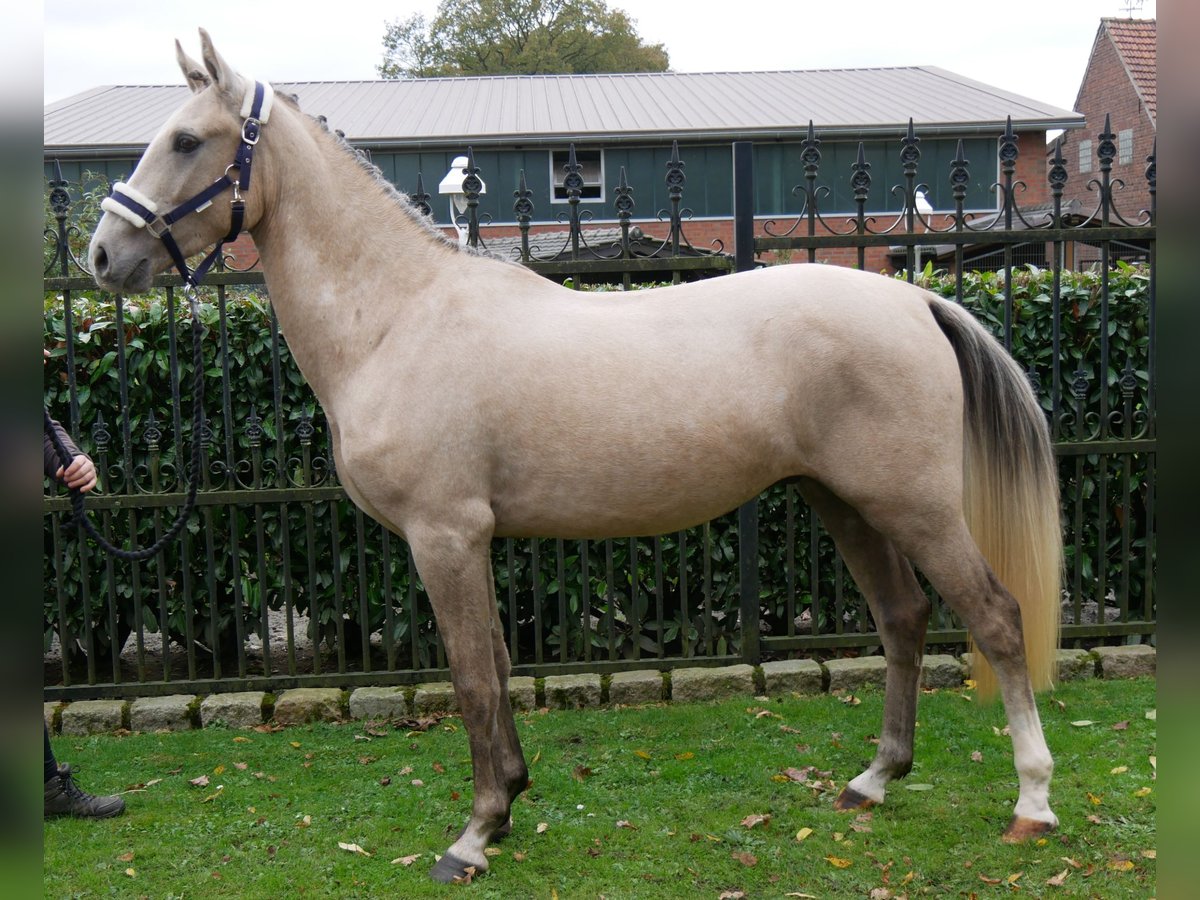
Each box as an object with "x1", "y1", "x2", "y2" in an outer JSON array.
[{"x1": 89, "y1": 31, "x2": 1063, "y2": 883}]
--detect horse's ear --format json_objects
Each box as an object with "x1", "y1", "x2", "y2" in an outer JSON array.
[
  {"x1": 175, "y1": 40, "x2": 211, "y2": 94},
  {"x1": 197, "y1": 28, "x2": 243, "y2": 103}
]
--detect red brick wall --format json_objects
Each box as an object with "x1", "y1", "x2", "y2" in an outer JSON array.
[{"x1": 1057, "y1": 28, "x2": 1156, "y2": 220}]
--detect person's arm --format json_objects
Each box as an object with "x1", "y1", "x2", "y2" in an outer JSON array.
[{"x1": 44, "y1": 417, "x2": 97, "y2": 493}]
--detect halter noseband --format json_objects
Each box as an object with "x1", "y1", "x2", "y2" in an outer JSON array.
[{"x1": 101, "y1": 79, "x2": 274, "y2": 290}]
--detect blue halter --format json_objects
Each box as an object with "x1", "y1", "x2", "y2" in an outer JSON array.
[{"x1": 101, "y1": 80, "x2": 273, "y2": 290}]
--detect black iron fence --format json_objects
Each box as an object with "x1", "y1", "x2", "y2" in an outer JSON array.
[{"x1": 43, "y1": 117, "x2": 1155, "y2": 700}]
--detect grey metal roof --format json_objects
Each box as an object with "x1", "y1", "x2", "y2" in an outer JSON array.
[{"x1": 44, "y1": 67, "x2": 1083, "y2": 155}]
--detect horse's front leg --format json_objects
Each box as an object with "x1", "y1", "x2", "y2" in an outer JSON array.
[{"x1": 407, "y1": 514, "x2": 519, "y2": 883}]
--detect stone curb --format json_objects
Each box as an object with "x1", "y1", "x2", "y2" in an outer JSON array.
[{"x1": 45, "y1": 646, "x2": 1155, "y2": 735}]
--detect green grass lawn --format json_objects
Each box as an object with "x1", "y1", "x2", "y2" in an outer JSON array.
[{"x1": 44, "y1": 677, "x2": 1155, "y2": 898}]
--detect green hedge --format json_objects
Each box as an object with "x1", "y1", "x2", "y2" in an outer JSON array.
[{"x1": 43, "y1": 264, "x2": 1153, "y2": 671}]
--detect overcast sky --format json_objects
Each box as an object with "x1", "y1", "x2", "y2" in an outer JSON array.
[{"x1": 43, "y1": 0, "x2": 1155, "y2": 112}]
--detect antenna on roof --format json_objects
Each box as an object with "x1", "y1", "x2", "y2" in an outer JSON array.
[{"x1": 1118, "y1": 0, "x2": 1144, "y2": 16}]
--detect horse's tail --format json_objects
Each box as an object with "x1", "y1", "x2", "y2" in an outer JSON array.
[{"x1": 927, "y1": 295, "x2": 1062, "y2": 698}]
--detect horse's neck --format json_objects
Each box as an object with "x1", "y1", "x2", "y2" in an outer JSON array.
[{"x1": 249, "y1": 117, "x2": 451, "y2": 401}]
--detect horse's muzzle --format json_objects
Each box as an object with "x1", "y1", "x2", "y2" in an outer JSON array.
[{"x1": 89, "y1": 236, "x2": 154, "y2": 294}]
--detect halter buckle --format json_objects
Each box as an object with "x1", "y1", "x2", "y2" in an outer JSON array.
[
  {"x1": 241, "y1": 117, "x2": 261, "y2": 146},
  {"x1": 145, "y1": 216, "x2": 170, "y2": 239}
]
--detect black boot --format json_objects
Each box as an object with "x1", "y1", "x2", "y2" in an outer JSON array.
[{"x1": 44, "y1": 764, "x2": 125, "y2": 819}]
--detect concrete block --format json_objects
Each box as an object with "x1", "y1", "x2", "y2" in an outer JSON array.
[
  {"x1": 508, "y1": 676, "x2": 537, "y2": 711},
  {"x1": 921, "y1": 654, "x2": 965, "y2": 689},
  {"x1": 200, "y1": 692, "x2": 267, "y2": 728},
  {"x1": 273, "y1": 688, "x2": 344, "y2": 725},
  {"x1": 545, "y1": 673, "x2": 601, "y2": 710},
  {"x1": 825, "y1": 656, "x2": 887, "y2": 693},
  {"x1": 348, "y1": 686, "x2": 408, "y2": 720},
  {"x1": 60, "y1": 699, "x2": 126, "y2": 735},
  {"x1": 412, "y1": 682, "x2": 458, "y2": 714},
  {"x1": 1055, "y1": 648, "x2": 1095, "y2": 681},
  {"x1": 761, "y1": 659, "x2": 823, "y2": 695},
  {"x1": 608, "y1": 669, "x2": 664, "y2": 705},
  {"x1": 130, "y1": 694, "x2": 196, "y2": 732},
  {"x1": 670, "y1": 664, "x2": 756, "y2": 703},
  {"x1": 1094, "y1": 644, "x2": 1156, "y2": 679}
]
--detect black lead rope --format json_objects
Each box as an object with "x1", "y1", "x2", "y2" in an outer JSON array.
[
  {"x1": 45, "y1": 293, "x2": 206, "y2": 562},
  {"x1": 48, "y1": 80, "x2": 271, "y2": 562}
]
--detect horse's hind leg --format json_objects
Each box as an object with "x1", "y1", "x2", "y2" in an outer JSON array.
[
  {"x1": 485, "y1": 578, "x2": 529, "y2": 837},
  {"x1": 899, "y1": 517, "x2": 1058, "y2": 840},
  {"x1": 797, "y1": 479, "x2": 930, "y2": 811}
]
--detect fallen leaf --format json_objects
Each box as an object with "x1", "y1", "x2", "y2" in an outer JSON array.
[
  {"x1": 971, "y1": 751, "x2": 983, "y2": 763},
  {"x1": 410, "y1": 779, "x2": 424, "y2": 787},
  {"x1": 117, "y1": 851, "x2": 134, "y2": 863},
  {"x1": 1087, "y1": 792, "x2": 1103, "y2": 805},
  {"x1": 289, "y1": 741, "x2": 301, "y2": 748},
  {"x1": 719, "y1": 891, "x2": 746, "y2": 900},
  {"x1": 398, "y1": 766, "x2": 413, "y2": 776},
  {"x1": 234, "y1": 762, "x2": 248, "y2": 771},
  {"x1": 379, "y1": 776, "x2": 391, "y2": 786},
  {"x1": 572, "y1": 765, "x2": 593, "y2": 782},
  {"x1": 391, "y1": 853, "x2": 421, "y2": 866},
  {"x1": 484, "y1": 847, "x2": 502, "y2": 858},
  {"x1": 513, "y1": 851, "x2": 527, "y2": 861},
  {"x1": 1111, "y1": 765, "x2": 1129, "y2": 775},
  {"x1": 731, "y1": 850, "x2": 758, "y2": 867},
  {"x1": 869, "y1": 889, "x2": 893, "y2": 900},
  {"x1": 741, "y1": 813, "x2": 770, "y2": 829},
  {"x1": 1145, "y1": 709, "x2": 1156, "y2": 720},
  {"x1": 675, "y1": 752, "x2": 695, "y2": 760},
  {"x1": 904, "y1": 783, "x2": 934, "y2": 791},
  {"x1": 634, "y1": 750, "x2": 652, "y2": 760},
  {"x1": 1087, "y1": 814, "x2": 1103, "y2": 825},
  {"x1": 1112, "y1": 720, "x2": 1129, "y2": 731},
  {"x1": 296, "y1": 815, "x2": 312, "y2": 828},
  {"x1": 1108, "y1": 859, "x2": 1135, "y2": 872},
  {"x1": 1134, "y1": 786, "x2": 1152, "y2": 797},
  {"x1": 795, "y1": 827, "x2": 814, "y2": 842},
  {"x1": 213, "y1": 765, "x2": 226, "y2": 775},
  {"x1": 451, "y1": 864, "x2": 477, "y2": 885},
  {"x1": 616, "y1": 820, "x2": 637, "y2": 830},
  {"x1": 189, "y1": 775, "x2": 210, "y2": 788},
  {"x1": 201, "y1": 787, "x2": 224, "y2": 802},
  {"x1": 840, "y1": 695, "x2": 861, "y2": 706},
  {"x1": 1141, "y1": 849, "x2": 1157, "y2": 859},
  {"x1": 1061, "y1": 857, "x2": 1082, "y2": 869},
  {"x1": 537, "y1": 822, "x2": 549, "y2": 834},
  {"x1": 1007, "y1": 871, "x2": 1023, "y2": 884},
  {"x1": 357, "y1": 756, "x2": 375, "y2": 766},
  {"x1": 1046, "y1": 868, "x2": 1070, "y2": 887},
  {"x1": 825, "y1": 855, "x2": 853, "y2": 869},
  {"x1": 785, "y1": 894, "x2": 818, "y2": 899},
  {"x1": 124, "y1": 867, "x2": 135, "y2": 878},
  {"x1": 980, "y1": 875, "x2": 1003, "y2": 885},
  {"x1": 530, "y1": 750, "x2": 541, "y2": 765},
  {"x1": 1070, "y1": 720, "x2": 1095, "y2": 728},
  {"x1": 338, "y1": 842, "x2": 372, "y2": 857},
  {"x1": 432, "y1": 762, "x2": 445, "y2": 774}
]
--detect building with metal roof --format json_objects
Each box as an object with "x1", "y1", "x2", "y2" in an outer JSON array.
[{"x1": 44, "y1": 66, "x2": 1083, "y2": 272}]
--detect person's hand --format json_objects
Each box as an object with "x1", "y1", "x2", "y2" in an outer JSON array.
[{"x1": 56, "y1": 454, "x2": 97, "y2": 493}]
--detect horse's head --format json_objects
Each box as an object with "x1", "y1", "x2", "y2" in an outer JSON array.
[{"x1": 90, "y1": 29, "x2": 272, "y2": 293}]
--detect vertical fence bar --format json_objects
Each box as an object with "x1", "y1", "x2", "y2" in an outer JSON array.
[{"x1": 733, "y1": 140, "x2": 761, "y2": 665}]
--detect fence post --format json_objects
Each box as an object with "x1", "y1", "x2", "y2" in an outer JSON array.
[{"x1": 732, "y1": 142, "x2": 761, "y2": 665}]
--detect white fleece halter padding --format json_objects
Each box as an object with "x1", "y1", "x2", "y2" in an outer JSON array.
[
  {"x1": 239, "y1": 79, "x2": 274, "y2": 122},
  {"x1": 101, "y1": 182, "x2": 159, "y2": 229}
]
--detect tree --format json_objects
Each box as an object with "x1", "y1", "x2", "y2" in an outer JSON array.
[{"x1": 378, "y1": 0, "x2": 669, "y2": 78}]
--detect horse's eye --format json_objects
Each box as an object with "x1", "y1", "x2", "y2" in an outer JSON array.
[{"x1": 174, "y1": 134, "x2": 201, "y2": 153}]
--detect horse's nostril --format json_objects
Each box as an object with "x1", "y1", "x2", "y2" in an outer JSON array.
[{"x1": 93, "y1": 245, "x2": 109, "y2": 275}]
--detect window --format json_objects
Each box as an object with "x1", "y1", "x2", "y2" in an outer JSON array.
[
  {"x1": 1078, "y1": 139, "x2": 1093, "y2": 174},
  {"x1": 1119, "y1": 128, "x2": 1134, "y2": 165},
  {"x1": 551, "y1": 149, "x2": 604, "y2": 202}
]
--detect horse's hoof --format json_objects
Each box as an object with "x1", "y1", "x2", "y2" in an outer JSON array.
[
  {"x1": 833, "y1": 787, "x2": 877, "y2": 811},
  {"x1": 1002, "y1": 815, "x2": 1056, "y2": 843},
  {"x1": 430, "y1": 852, "x2": 481, "y2": 883}
]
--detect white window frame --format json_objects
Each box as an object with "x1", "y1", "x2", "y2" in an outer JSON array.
[
  {"x1": 1078, "y1": 139, "x2": 1093, "y2": 174},
  {"x1": 1118, "y1": 128, "x2": 1134, "y2": 165},
  {"x1": 550, "y1": 148, "x2": 605, "y2": 203}
]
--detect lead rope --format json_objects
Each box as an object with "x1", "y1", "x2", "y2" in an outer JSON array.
[{"x1": 45, "y1": 287, "x2": 206, "y2": 561}]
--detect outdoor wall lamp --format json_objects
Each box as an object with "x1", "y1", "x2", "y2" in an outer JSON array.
[{"x1": 438, "y1": 155, "x2": 487, "y2": 244}]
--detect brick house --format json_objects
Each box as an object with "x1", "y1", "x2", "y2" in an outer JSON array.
[
  {"x1": 1055, "y1": 18, "x2": 1156, "y2": 232},
  {"x1": 46, "y1": 68, "x2": 1082, "y2": 275}
]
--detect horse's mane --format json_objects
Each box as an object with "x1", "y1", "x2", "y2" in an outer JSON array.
[{"x1": 282, "y1": 91, "x2": 501, "y2": 262}]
